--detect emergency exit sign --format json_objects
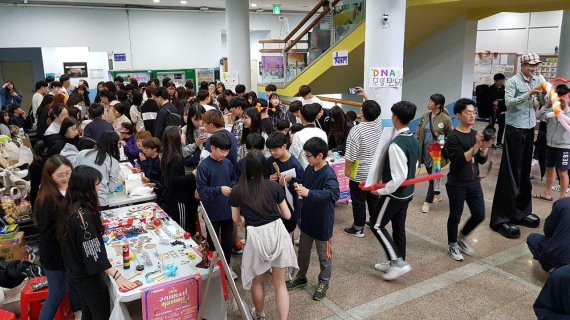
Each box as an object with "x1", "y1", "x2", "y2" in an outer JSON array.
[{"x1": 273, "y1": 4, "x2": 281, "y2": 14}]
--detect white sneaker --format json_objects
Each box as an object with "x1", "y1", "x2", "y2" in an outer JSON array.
[
  {"x1": 448, "y1": 244, "x2": 464, "y2": 261},
  {"x1": 250, "y1": 307, "x2": 266, "y2": 320},
  {"x1": 552, "y1": 185, "x2": 570, "y2": 193},
  {"x1": 458, "y1": 237, "x2": 475, "y2": 256},
  {"x1": 421, "y1": 202, "x2": 430, "y2": 213},
  {"x1": 432, "y1": 194, "x2": 443, "y2": 204},
  {"x1": 382, "y1": 263, "x2": 411, "y2": 281},
  {"x1": 230, "y1": 270, "x2": 238, "y2": 280},
  {"x1": 74, "y1": 311, "x2": 82, "y2": 320},
  {"x1": 374, "y1": 261, "x2": 390, "y2": 272}
]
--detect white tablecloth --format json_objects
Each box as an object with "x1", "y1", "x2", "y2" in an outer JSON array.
[{"x1": 102, "y1": 203, "x2": 226, "y2": 320}]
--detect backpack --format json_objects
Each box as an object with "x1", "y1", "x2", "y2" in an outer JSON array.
[
  {"x1": 165, "y1": 107, "x2": 183, "y2": 127},
  {"x1": 0, "y1": 260, "x2": 44, "y2": 289}
]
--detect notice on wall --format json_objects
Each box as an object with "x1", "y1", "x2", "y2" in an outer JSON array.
[
  {"x1": 90, "y1": 69, "x2": 104, "y2": 79},
  {"x1": 114, "y1": 53, "x2": 127, "y2": 62},
  {"x1": 332, "y1": 50, "x2": 348, "y2": 66},
  {"x1": 369, "y1": 67, "x2": 403, "y2": 88},
  {"x1": 63, "y1": 62, "x2": 88, "y2": 78},
  {"x1": 196, "y1": 68, "x2": 215, "y2": 84},
  {"x1": 142, "y1": 275, "x2": 201, "y2": 320},
  {"x1": 222, "y1": 71, "x2": 239, "y2": 91}
]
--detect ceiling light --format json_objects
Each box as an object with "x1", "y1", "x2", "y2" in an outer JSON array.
[
  {"x1": 153, "y1": 0, "x2": 160, "y2": 3},
  {"x1": 251, "y1": 3, "x2": 257, "y2": 7},
  {"x1": 180, "y1": 0, "x2": 187, "y2": 3}
]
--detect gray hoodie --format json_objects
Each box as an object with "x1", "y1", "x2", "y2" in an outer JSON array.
[{"x1": 539, "y1": 106, "x2": 570, "y2": 149}]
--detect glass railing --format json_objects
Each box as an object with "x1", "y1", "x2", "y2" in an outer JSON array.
[{"x1": 259, "y1": 0, "x2": 365, "y2": 86}]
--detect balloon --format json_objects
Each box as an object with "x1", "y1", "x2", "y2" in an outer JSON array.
[
  {"x1": 544, "y1": 78, "x2": 570, "y2": 133},
  {"x1": 359, "y1": 172, "x2": 445, "y2": 191}
]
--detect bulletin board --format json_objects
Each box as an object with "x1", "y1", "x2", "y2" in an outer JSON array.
[
  {"x1": 536, "y1": 55, "x2": 558, "y2": 83},
  {"x1": 474, "y1": 52, "x2": 518, "y2": 87}
]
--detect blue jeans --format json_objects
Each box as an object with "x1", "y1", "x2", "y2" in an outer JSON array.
[{"x1": 39, "y1": 269, "x2": 81, "y2": 320}]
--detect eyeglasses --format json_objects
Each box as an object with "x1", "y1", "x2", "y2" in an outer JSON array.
[
  {"x1": 54, "y1": 171, "x2": 72, "y2": 180},
  {"x1": 304, "y1": 153, "x2": 315, "y2": 159}
]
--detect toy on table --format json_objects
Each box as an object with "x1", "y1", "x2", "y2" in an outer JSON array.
[
  {"x1": 163, "y1": 264, "x2": 178, "y2": 277},
  {"x1": 194, "y1": 234, "x2": 211, "y2": 269}
]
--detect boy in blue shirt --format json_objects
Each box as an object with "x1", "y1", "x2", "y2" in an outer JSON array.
[
  {"x1": 197, "y1": 131, "x2": 238, "y2": 265},
  {"x1": 266, "y1": 131, "x2": 304, "y2": 234},
  {"x1": 287, "y1": 137, "x2": 339, "y2": 301}
]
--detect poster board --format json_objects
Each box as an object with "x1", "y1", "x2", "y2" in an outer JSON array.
[
  {"x1": 222, "y1": 71, "x2": 239, "y2": 92},
  {"x1": 196, "y1": 68, "x2": 215, "y2": 84},
  {"x1": 536, "y1": 55, "x2": 558, "y2": 83},
  {"x1": 142, "y1": 275, "x2": 201, "y2": 320},
  {"x1": 261, "y1": 55, "x2": 285, "y2": 84},
  {"x1": 473, "y1": 52, "x2": 517, "y2": 87},
  {"x1": 329, "y1": 160, "x2": 351, "y2": 203}
]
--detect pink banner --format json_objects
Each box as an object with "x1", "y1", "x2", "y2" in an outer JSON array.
[
  {"x1": 330, "y1": 160, "x2": 351, "y2": 203},
  {"x1": 142, "y1": 275, "x2": 202, "y2": 320}
]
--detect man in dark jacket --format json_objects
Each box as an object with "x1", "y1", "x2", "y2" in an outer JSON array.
[
  {"x1": 534, "y1": 264, "x2": 570, "y2": 319},
  {"x1": 152, "y1": 87, "x2": 178, "y2": 140}
]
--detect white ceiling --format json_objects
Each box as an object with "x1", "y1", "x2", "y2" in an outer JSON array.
[{"x1": 3, "y1": 0, "x2": 318, "y2": 12}]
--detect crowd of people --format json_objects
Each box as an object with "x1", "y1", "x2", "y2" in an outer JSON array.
[{"x1": 1, "y1": 51, "x2": 569, "y2": 319}]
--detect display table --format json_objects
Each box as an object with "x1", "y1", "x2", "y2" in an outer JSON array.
[
  {"x1": 102, "y1": 203, "x2": 226, "y2": 320},
  {"x1": 108, "y1": 192, "x2": 157, "y2": 208},
  {"x1": 108, "y1": 164, "x2": 157, "y2": 208}
]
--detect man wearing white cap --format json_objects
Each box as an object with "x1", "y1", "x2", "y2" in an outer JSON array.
[{"x1": 490, "y1": 53, "x2": 546, "y2": 238}]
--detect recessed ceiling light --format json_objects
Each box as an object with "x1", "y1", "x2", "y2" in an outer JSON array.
[
  {"x1": 180, "y1": 0, "x2": 187, "y2": 3},
  {"x1": 153, "y1": 0, "x2": 160, "y2": 3},
  {"x1": 251, "y1": 3, "x2": 257, "y2": 7}
]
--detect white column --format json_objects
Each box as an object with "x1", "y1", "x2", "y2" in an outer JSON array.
[
  {"x1": 557, "y1": 10, "x2": 570, "y2": 79},
  {"x1": 225, "y1": 0, "x2": 251, "y2": 90},
  {"x1": 363, "y1": 0, "x2": 406, "y2": 120}
]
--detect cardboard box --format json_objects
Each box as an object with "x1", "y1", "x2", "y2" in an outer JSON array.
[{"x1": 0, "y1": 231, "x2": 27, "y2": 261}]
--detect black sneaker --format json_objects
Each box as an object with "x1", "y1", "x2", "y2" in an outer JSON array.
[
  {"x1": 312, "y1": 282, "x2": 329, "y2": 301},
  {"x1": 286, "y1": 277, "x2": 307, "y2": 291},
  {"x1": 343, "y1": 226, "x2": 364, "y2": 238}
]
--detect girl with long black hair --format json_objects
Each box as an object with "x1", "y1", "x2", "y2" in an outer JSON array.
[
  {"x1": 182, "y1": 104, "x2": 207, "y2": 170},
  {"x1": 161, "y1": 126, "x2": 198, "y2": 233},
  {"x1": 229, "y1": 150, "x2": 297, "y2": 320},
  {"x1": 327, "y1": 106, "x2": 353, "y2": 155},
  {"x1": 73, "y1": 131, "x2": 120, "y2": 208},
  {"x1": 58, "y1": 166, "x2": 136, "y2": 320}
]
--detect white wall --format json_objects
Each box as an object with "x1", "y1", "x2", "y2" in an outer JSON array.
[
  {"x1": 0, "y1": 6, "x2": 304, "y2": 71},
  {"x1": 41, "y1": 47, "x2": 109, "y2": 86},
  {"x1": 476, "y1": 11, "x2": 563, "y2": 54},
  {"x1": 402, "y1": 17, "x2": 477, "y2": 112}
]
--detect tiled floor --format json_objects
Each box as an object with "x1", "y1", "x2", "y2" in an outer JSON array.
[{"x1": 225, "y1": 132, "x2": 552, "y2": 319}]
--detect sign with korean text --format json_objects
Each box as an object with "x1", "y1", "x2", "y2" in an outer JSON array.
[
  {"x1": 114, "y1": 53, "x2": 127, "y2": 62},
  {"x1": 369, "y1": 67, "x2": 403, "y2": 88},
  {"x1": 332, "y1": 50, "x2": 348, "y2": 66},
  {"x1": 142, "y1": 275, "x2": 201, "y2": 320}
]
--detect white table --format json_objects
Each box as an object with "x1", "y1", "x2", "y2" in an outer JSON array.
[
  {"x1": 108, "y1": 192, "x2": 157, "y2": 208},
  {"x1": 102, "y1": 203, "x2": 227, "y2": 320}
]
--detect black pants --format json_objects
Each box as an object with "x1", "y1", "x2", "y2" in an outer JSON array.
[
  {"x1": 369, "y1": 195, "x2": 411, "y2": 261},
  {"x1": 207, "y1": 219, "x2": 234, "y2": 265},
  {"x1": 166, "y1": 197, "x2": 198, "y2": 234},
  {"x1": 425, "y1": 166, "x2": 441, "y2": 203},
  {"x1": 349, "y1": 180, "x2": 380, "y2": 228},
  {"x1": 489, "y1": 112, "x2": 506, "y2": 144},
  {"x1": 446, "y1": 182, "x2": 485, "y2": 243},
  {"x1": 491, "y1": 125, "x2": 534, "y2": 226},
  {"x1": 69, "y1": 274, "x2": 110, "y2": 320}
]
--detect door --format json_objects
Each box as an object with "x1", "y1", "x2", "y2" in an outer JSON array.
[{"x1": 1, "y1": 61, "x2": 34, "y2": 111}]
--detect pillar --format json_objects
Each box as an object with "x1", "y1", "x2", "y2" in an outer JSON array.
[
  {"x1": 225, "y1": 0, "x2": 251, "y2": 90},
  {"x1": 363, "y1": 0, "x2": 406, "y2": 120},
  {"x1": 557, "y1": 10, "x2": 570, "y2": 79}
]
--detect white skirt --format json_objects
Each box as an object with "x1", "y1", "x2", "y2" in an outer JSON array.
[{"x1": 241, "y1": 219, "x2": 299, "y2": 290}]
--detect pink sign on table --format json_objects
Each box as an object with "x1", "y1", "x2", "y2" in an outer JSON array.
[
  {"x1": 330, "y1": 160, "x2": 351, "y2": 203},
  {"x1": 142, "y1": 275, "x2": 202, "y2": 320}
]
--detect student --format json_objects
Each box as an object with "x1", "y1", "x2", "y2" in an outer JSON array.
[
  {"x1": 343, "y1": 97, "x2": 382, "y2": 237},
  {"x1": 139, "y1": 137, "x2": 162, "y2": 187},
  {"x1": 229, "y1": 150, "x2": 298, "y2": 320},
  {"x1": 266, "y1": 131, "x2": 304, "y2": 234},
  {"x1": 111, "y1": 102, "x2": 131, "y2": 132},
  {"x1": 287, "y1": 137, "x2": 339, "y2": 301},
  {"x1": 118, "y1": 122, "x2": 140, "y2": 164},
  {"x1": 245, "y1": 91, "x2": 258, "y2": 108},
  {"x1": 0, "y1": 110, "x2": 10, "y2": 136},
  {"x1": 152, "y1": 87, "x2": 179, "y2": 139},
  {"x1": 415, "y1": 93, "x2": 452, "y2": 213},
  {"x1": 327, "y1": 105, "x2": 353, "y2": 155},
  {"x1": 265, "y1": 84, "x2": 277, "y2": 97},
  {"x1": 1, "y1": 81, "x2": 23, "y2": 110},
  {"x1": 369, "y1": 101, "x2": 418, "y2": 281},
  {"x1": 197, "y1": 89, "x2": 216, "y2": 111},
  {"x1": 44, "y1": 103, "x2": 69, "y2": 137},
  {"x1": 58, "y1": 166, "x2": 136, "y2": 319},
  {"x1": 73, "y1": 131, "x2": 120, "y2": 209},
  {"x1": 298, "y1": 85, "x2": 323, "y2": 107},
  {"x1": 267, "y1": 93, "x2": 289, "y2": 131},
  {"x1": 182, "y1": 104, "x2": 206, "y2": 170},
  {"x1": 527, "y1": 198, "x2": 570, "y2": 272},
  {"x1": 288, "y1": 100, "x2": 302, "y2": 124},
  {"x1": 32, "y1": 80, "x2": 49, "y2": 126},
  {"x1": 29, "y1": 141, "x2": 46, "y2": 207},
  {"x1": 534, "y1": 264, "x2": 570, "y2": 318},
  {"x1": 197, "y1": 131, "x2": 238, "y2": 270},
  {"x1": 229, "y1": 97, "x2": 247, "y2": 146},
  {"x1": 34, "y1": 155, "x2": 81, "y2": 320},
  {"x1": 235, "y1": 133, "x2": 266, "y2": 178},
  {"x1": 443, "y1": 99, "x2": 491, "y2": 261},
  {"x1": 235, "y1": 84, "x2": 247, "y2": 98},
  {"x1": 45, "y1": 117, "x2": 80, "y2": 158},
  {"x1": 59, "y1": 74, "x2": 75, "y2": 95},
  {"x1": 242, "y1": 107, "x2": 271, "y2": 158},
  {"x1": 141, "y1": 87, "x2": 159, "y2": 134},
  {"x1": 161, "y1": 126, "x2": 198, "y2": 233},
  {"x1": 203, "y1": 109, "x2": 238, "y2": 165},
  {"x1": 8, "y1": 105, "x2": 27, "y2": 128},
  {"x1": 289, "y1": 103, "x2": 328, "y2": 169},
  {"x1": 130, "y1": 91, "x2": 144, "y2": 132}
]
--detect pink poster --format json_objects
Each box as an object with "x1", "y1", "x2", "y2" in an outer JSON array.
[
  {"x1": 330, "y1": 160, "x2": 351, "y2": 203},
  {"x1": 142, "y1": 275, "x2": 202, "y2": 320}
]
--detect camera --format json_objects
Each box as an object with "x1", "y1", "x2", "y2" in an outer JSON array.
[
  {"x1": 382, "y1": 14, "x2": 389, "y2": 23},
  {"x1": 483, "y1": 126, "x2": 496, "y2": 142},
  {"x1": 347, "y1": 87, "x2": 361, "y2": 95}
]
